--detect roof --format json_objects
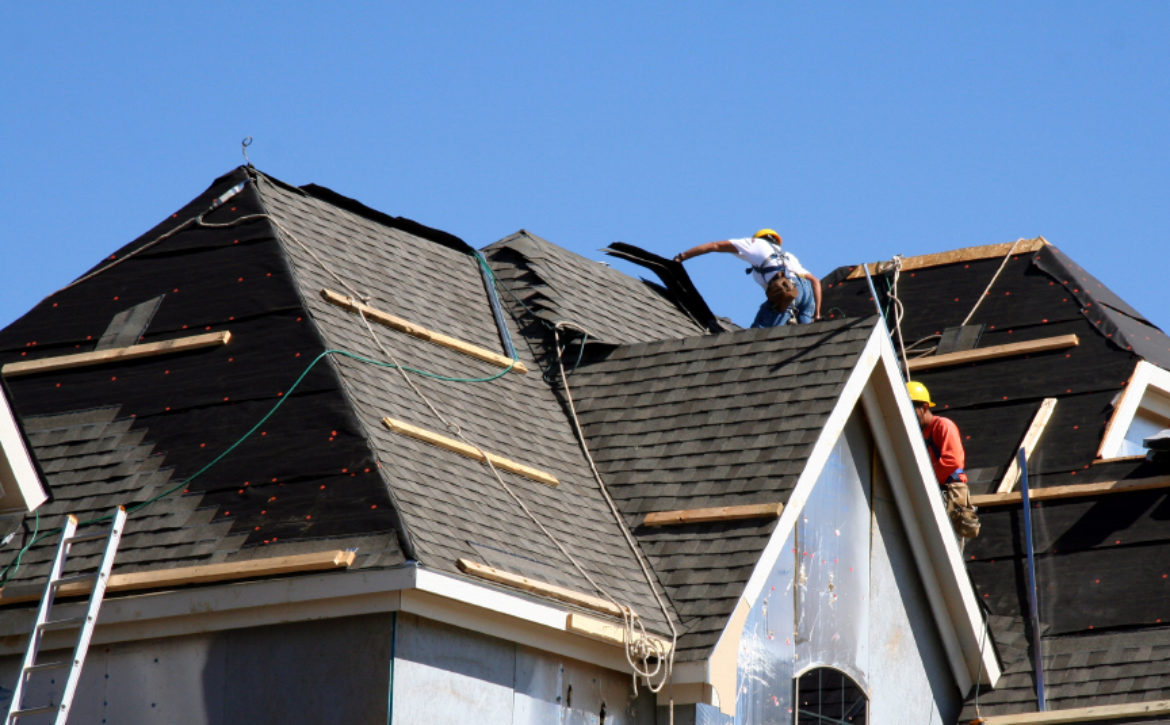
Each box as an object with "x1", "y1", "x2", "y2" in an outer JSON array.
[
  {"x1": 822, "y1": 239, "x2": 1170, "y2": 718},
  {"x1": 0, "y1": 168, "x2": 687, "y2": 637},
  {"x1": 0, "y1": 165, "x2": 996, "y2": 693}
]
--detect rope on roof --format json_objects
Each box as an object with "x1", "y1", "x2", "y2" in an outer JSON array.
[
  {"x1": 552, "y1": 321, "x2": 679, "y2": 695},
  {"x1": 249, "y1": 173, "x2": 675, "y2": 691},
  {"x1": 961, "y1": 238, "x2": 1023, "y2": 327}
]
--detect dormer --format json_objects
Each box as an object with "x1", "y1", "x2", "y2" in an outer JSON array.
[{"x1": 1098, "y1": 360, "x2": 1170, "y2": 459}]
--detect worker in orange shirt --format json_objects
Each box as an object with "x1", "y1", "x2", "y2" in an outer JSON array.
[{"x1": 907, "y1": 381, "x2": 980, "y2": 539}]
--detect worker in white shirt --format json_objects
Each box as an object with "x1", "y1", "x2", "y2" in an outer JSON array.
[{"x1": 675, "y1": 228, "x2": 822, "y2": 327}]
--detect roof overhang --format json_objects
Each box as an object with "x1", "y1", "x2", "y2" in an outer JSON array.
[
  {"x1": 0, "y1": 562, "x2": 660, "y2": 678},
  {"x1": 696, "y1": 321, "x2": 1000, "y2": 714}
]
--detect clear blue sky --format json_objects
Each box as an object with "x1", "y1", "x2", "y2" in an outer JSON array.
[{"x1": 3, "y1": 3, "x2": 1167, "y2": 332}]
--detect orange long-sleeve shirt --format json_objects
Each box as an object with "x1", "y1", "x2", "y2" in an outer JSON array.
[{"x1": 923, "y1": 415, "x2": 967, "y2": 486}]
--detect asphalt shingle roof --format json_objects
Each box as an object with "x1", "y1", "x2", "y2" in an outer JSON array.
[{"x1": 565, "y1": 317, "x2": 877, "y2": 659}]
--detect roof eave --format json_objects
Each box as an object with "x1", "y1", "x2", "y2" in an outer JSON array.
[{"x1": 0, "y1": 563, "x2": 660, "y2": 676}]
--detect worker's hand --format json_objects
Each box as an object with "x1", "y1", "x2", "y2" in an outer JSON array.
[{"x1": 673, "y1": 253, "x2": 685, "y2": 263}]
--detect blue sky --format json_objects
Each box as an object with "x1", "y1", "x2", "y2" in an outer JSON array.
[{"x1": 3, "y1": 3, "x2": 1167, "y2": 332}]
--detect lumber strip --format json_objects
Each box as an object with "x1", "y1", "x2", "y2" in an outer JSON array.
[
  {"x1": 565, "y1": 612, "x2": 672, "y2": 653},
  {"x1": 0, "y1": 549, "x2": 355, "y2": 605},
  {"x1": 971, "y1": 476, "x2": 1170, "y2": 508},
  {"x1": 642, "y1": 502, "x2": 783, "y2": 527},
  {"x1": 456, "y1": 559, "x2": 625, "y2": 618},
  {"x1": 907, "y1": 334, "x2": 1079, "y2": 372},
  {"x1": 382, "y1": 416, "x2": 558, "y2": 486},
  {"x1": 996, "y1": 398, "x2": 1058, "y2": 494},
  {"x1": 321, "y1": 289, "x2": 527, "y2": 374},
  {"x1": 845, "y1": 237, "x2": 1047, "y2": 280},
  {"x1": 2, "y1": 330, "x2": 232, "y2": 378},
  {"x1": 972, "y1": 698, "x2": 1170, "y2": 724}
]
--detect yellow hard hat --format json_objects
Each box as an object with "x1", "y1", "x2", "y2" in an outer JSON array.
[
  {"x1": 754, "y1": 228, "x2": 781, "y2": 244},
  {"x1": 906, "y1": 381, "x2": 935, "y2": 408}
]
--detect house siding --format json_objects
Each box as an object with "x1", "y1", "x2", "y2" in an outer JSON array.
[
  {"x1": 390, "y1": 612, "x2": 656, "y2": 725},
  {"x1": 0, "y1": 613, "x2": 394, "y2": 724}
]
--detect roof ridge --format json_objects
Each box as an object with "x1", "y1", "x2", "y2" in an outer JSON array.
[{"x1": 842, "y1": 237, "x2": 1049, "y2": 281}]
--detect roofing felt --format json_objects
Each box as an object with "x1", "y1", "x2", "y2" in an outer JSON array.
[
  {"x1": 563, "y1": 316, "x2": 878, "y2": 659},
  {"x1": 822, "y1": 240, "x2": 1170, "y2": 717},
  {"x1": 820, "y1": 240, "x2": 1170, "y2": 489},
  {"x1": 961, "y1": 616, "x2": 1170, "y2": 719},
  {"x1": 0, "y1": 168, "x2": 407, "y2": 587}
]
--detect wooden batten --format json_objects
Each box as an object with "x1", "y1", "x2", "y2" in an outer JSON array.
[
  {"x1": 0, "y1": 549, "x2": 356, "y2": 605},
  {"x1": 382, "y1": 417, "x2": 558, "y2": 486},
  {"x1": 907, "y1": 334, "x2": 1079, "y2": 373},
  {"x1": 996, "y1": 398, "x2": 1058, "y2": 494},
  {"x1": 456, "y1": 559, "x2": 625, "y2": 618},
  {"x1": 846, "y1": 237, "x2": 1047, "y2": 280},
  {"x1": 565, "y1": 612, "x2": 672, "y2": 653},
  {"x1": 2, "y1": 331, "x2": 232, "y2": 378},
  {"x1": 320, "y1": 289, "x2": 527, "y2": 374},
  {"x1": 642, "y1": 502, "x2": 784, "y2": 527},
  {"x1": 971, "y1": 476, "x2": 1170, "y2": 508},
  {"x1": 973, "y1": 698, "x2": 1170, "y2": 724}
]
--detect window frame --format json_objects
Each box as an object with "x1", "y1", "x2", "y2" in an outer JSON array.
[
  {"x1": 1098, "y1": 361, "x2": 1170, "y2": 460},
  {"x1": 793, "y1": 665, "x2": 868, "y2": 724}
]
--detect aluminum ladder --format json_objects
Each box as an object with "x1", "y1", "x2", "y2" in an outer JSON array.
[{"x1": 6, "y1": 507, "x2": 126, "y2": 724}]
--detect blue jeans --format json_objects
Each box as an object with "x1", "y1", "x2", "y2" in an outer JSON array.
[{"x1": 751, "y1": 276, "x2": 815, "y2": 328}]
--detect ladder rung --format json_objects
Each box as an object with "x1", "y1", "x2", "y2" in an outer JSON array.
[
  {"x1": 64, "y1": 532, "x2": 111, "y2": 545},
  {"x1": 50, "y1": 573, "x2": 96, "y2": 588},
  {"x1": 37, "y1": 616, "x2": 86, "y2": 632},
  {"x1": 25, "y1": 660, "x2": 69, "y2": 673},
  {"x1": 11, "y1": 704, "x2": 60, "y2": 717}
]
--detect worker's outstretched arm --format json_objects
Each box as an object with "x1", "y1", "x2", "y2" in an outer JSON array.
[
  {"x1": 674, "y1": 240, "x2": 737, "y2": 262},
  {"x1": 804, "y1": 273, "x2": 823, "y2": 320}
]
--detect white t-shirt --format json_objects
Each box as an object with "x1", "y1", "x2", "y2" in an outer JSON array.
[{"x1": 728, "y1": 237, "x2": 809, "y2": 288}]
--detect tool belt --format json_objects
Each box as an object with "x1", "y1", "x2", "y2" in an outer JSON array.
[{"x1": 943, "y1": 482, "x2": 981, "y2": 539}]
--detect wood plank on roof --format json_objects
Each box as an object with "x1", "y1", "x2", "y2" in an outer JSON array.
[
  {"x1": 382, "y1": 417, "x2": 558, "y2": 486},
  {"x1": 2, "y1": 331, "x2": 232, "y2": 378},
  {"x1": 0, "y1": 549, "x2": 355, "y2": 604},
  {"x1": 907, "y1": 334, "x2": 1079, "y2": 372},
  {"x1": 971, "y1": 476, "x2": 1170, "y2": 507},
  {"x1": 973, "y1": 698, "x2": 1170, "y2": 724},
  {"x1": 996, "y1": 398, "x2": 1058, "y2": 493},
  {"x1": 321, "y1": 288, "x2": 528, "y2": 374},
  {"x1": 456, "y1": 558, "x2": 626, "y2": 617},
  {"x1": 641, "y1": 502, "x2": 783, "y2": 527},
  {"x1": 565, "y1": 612, "x2": 672, "y2": 652},
  {"x1": 845, "y1": 237, "x2": 1047, "y2": 280}
]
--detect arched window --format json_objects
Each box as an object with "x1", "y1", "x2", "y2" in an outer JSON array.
[{"x1": 794, "y1": 667, "x2": 867, "y2": 724}]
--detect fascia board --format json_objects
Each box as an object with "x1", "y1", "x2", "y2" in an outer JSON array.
[
  {"x1": 1098, "y1": 361, "x2": 1170, "y2": 458},
  {"x1": 0, "y1": 563, "x2": 653, "y2": 676},
  {"x1": 0, "y1": 384, "x2": 48, "y2": 513},
  {"x1": 860, "y1": 354, "x2": 1001, "y2": 692},
  {"x1": 0, "y1": 566, "x2": 416, "y2": 655}
]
